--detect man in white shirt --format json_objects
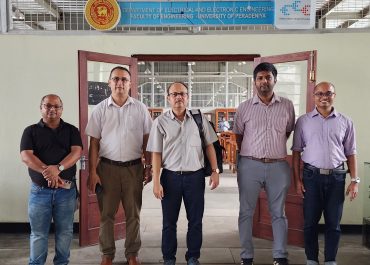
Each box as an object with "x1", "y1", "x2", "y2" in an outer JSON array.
[{"x1": 85, "y1": 66, "x2": 152, "y2": 265}]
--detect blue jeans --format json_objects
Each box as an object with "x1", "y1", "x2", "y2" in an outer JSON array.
[
  {"x1": 160, "y1": 169, "x2": 205, "y2": 261},
  {"x1": 28, "y1": 182, "x2": 76, "y2": 265},
  {"x1": 303, "y1": 166, "x2": 346, "y2": 263}
]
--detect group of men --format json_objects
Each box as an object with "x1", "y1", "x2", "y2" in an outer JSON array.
[{"x1": 20, "y1": 62, "x2": 358, "y2": 265}]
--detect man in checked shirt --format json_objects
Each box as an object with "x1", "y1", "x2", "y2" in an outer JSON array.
[{"x1": 233, "y1": 62, "x2": 295, "y2": 265}]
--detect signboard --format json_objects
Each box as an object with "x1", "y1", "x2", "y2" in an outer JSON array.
[
  {"x1": 118, "y1": 1, "x2": 274, "y2": 26},
  {"x1": 275, "y1": 0, "x2": 315, "y2": 29}
]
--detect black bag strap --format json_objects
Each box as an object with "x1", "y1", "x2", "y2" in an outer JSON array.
[{"x1": 189, "y1": 109, "x2": 207, "y2": 154}]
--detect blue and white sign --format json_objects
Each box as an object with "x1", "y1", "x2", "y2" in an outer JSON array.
[
  {"x1": 275, "y1": 0, "x2": 315, "y2": 29},
  {"x1": 118, "y1": 1, "x2": 274, "y2": 26}
]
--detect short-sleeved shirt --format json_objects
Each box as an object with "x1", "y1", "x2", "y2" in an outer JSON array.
[
  {"x1": 20, "y1": 119, "x2": 83, "y2": 186},
  {"x1": 233, "y1": 94, "x2": 295, "y2": 159},
  {"x1": 85, "y1": 96, "x2": 152, "y2": 162},
  {"x1": 291, "y1": 108, "x2": 356, "y2": 169},
  {"x1": 146, "y1": 109, "x2": 218, "y2": 171}
]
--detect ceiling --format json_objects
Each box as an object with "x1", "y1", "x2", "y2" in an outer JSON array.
[{"x1": 8, "y1": 0, "x2": 370, "y2": 32}]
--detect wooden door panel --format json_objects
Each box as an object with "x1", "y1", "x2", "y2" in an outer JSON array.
[
  {"x1": 252, "y1": 51, "x2": 317, "y2": 247},
  {"x1": 78, "y1": 50, "x2": 137, "y2": 246}
]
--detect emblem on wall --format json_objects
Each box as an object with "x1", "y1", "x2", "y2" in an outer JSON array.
[{"x1": 85, "y1": 0, "x2": 121, "y2": 30}]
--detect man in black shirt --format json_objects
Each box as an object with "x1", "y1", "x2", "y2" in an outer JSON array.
[{"x1": 20, "y1": 94, "x2": 82, "y2": 265}]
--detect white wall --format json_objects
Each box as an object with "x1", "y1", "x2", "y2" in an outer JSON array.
[{"x1": 0, "y1": 32, "x2": 369, "y2": 223}]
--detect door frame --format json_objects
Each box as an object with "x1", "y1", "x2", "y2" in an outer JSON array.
[
  {"x1": 252, "y1": 50, "x2": 317, "y2": 247},
  {"x1": 78, "y1": 50, "x2": 138, "y2": 246}
]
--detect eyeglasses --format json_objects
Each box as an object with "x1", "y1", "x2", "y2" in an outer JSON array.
[
  {"x1": 168, "y1": 92, "x2": 188, "y2": 98},
  {"x1": 111, "y1": 77, "x2": 130, "y2": 83},
  {"x1": 314, "y1": 91, "x2": 335, "y2": 98},
  {"x1": 42, "y1": 104, "x2": 63, "y2": 110}
]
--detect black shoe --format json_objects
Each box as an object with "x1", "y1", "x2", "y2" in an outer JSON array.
[
  {"x1": 241, "y1": 258, "x2": 254, "y2": 265},
  {"x1": 273, "y1": 258, "x2": 289, "y2": 265},
  {"x1": 187, "y1": 257, "x2": 200, "y2": 265},
  {"x1": 163, "y1": 259, "x2": 176, "y2": 265}
]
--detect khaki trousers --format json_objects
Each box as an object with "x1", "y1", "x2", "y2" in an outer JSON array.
[{"x1": 97, "y1": 160, "x2": 144, "y2": 259}]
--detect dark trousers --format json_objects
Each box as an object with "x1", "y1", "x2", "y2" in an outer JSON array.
[
  {"x1": 160, "y1": 169, "x2": 205, "y2": 261},
  {"x1": 302, "y1": 164, "x2": 346, "y2": 263}
]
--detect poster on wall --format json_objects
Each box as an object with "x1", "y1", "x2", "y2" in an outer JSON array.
[
  {"x1": 88, "y1": 81, "x2": 111, "y2": 105},
  {"x1": 274, "y1": 0, "x2": 315, "y2": 29}
]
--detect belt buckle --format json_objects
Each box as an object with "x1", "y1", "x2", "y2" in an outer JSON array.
[{"x1": 319, "y1": 168, "x2": 331, "y2": 175}]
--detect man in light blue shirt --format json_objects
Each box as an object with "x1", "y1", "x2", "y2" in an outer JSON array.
[{"x1": 292, "y1": 82, "x2": 358, "y2": 265}]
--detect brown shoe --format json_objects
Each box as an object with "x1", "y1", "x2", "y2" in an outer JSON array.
[
  {"x1": 101, "y1": 255, "x2": 113, "y2": 265},
  {"x1": 127, "y1": 256, "x2": 141, "y2": 265}
]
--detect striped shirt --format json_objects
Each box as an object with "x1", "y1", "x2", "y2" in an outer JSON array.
[
  {"x1": 85, "y1": 96, "x2": 152, "y2": 162},
  {"x1": 233, "y1": 94, "x2": 295, "y2": 159},
  {"x1": 291, "y1": 108, "x2": 356, "y2": 169}
]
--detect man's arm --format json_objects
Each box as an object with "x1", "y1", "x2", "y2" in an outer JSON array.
[
  {"x1": 142, "y1": 133, "x2": 152, "y2": 185},
  {"x1": 205, "y1": 143, "x2": 219, "y2": 190},
  {"x1": 346, "y1": 154, "x2": 359, "y2": 201},
  {"x1": 286, "y1": 100, "x2": 296, "y2": 139},
  {"x1": 20, "y1": 150, "x2": 47, "y2": 173},
  {"x1": 235, "y1": 134, "x2": 243, "y2": 151},
  {"x1": 41, "y1": 146, "x2": 82, "y2": 179},
  {"x1": 292, "y1": 151, "x2": 305, "y2": 196},
  {"x1": 152, "y1": 152, "x2": 163, "y2": 199},
  {"x1": 88, "y1": 136, "x2": 101, "y2": 192}
]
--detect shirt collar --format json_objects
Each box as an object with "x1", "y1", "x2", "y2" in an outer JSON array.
[
  {"x1": 310, "y1": 107, "x2": 338, "y2": 118},
  {"x1": 108, "y1": 96, "x2": 134, "y2": 107},
  {"x1": 252, "y1": 93, "x2": 281, "y2": 105},
  {"x1": 169, "y1": 108, "x2": 191, "y2": 120},
  {"x1": 37, "y1": 118, "x2": 65, "y2": 129}
]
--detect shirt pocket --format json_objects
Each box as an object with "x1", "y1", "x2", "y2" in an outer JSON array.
[
  {"x1": 244, "y1": 117, "x2": 253, "y2": 132},
  {"x1": 329, "y1": 124, "x2": 346, "y2": 143},
  {"x1": 273, "y1": 117, "x2": 287, "y2": 133},
  {"x1": 190, "y1": 132, "x2": 202, "y2": 147},
  {"x1": 128, "y1": 115, "x2": 142, "y2": 131}
]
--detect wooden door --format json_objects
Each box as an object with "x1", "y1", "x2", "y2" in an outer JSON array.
[
  {"x1": 78, "y1": 50, "x2": 138, "y2": 246},
  {"x1": 252, "y1": 51, "x2": 317, "y2": 247}
]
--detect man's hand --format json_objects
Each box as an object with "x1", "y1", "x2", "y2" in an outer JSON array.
[
  {"x1": 47, "y1": 176, "x2": 65, "y2": 189},
  {"x1": 346, "y1": 182, "x2": 359, "y2": 201},
  {"x1": 143, "y1": 166, "x2": 152, "y2": 186},
  {"x1": 295, "y1": 178, "x2": 305, "y2": 197},
  {"x1": 153, "y1": 181, "x2": 164, "y2": 200},
  {"x1": 42, "y1": 165, "x2": 60, "y2": 180},
  {"x1": 42, "y1": 165, "x2": 62, "y2": 188},
  {"x1": 209, "y1": 172, "x2": 220, "y2": 190},
  {"x1": 88, "y1": 171, "x2": 101, "y2": 193}
]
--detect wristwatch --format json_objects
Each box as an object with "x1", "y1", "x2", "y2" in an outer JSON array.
[
  {"x1": 351, "y1": 177, "x2": 360, "y2": 183},
  {"x1": 144, "y1": 164, "x2": 152, "y2": 169},
  {"x1": 212, "y1": 168, "x2": 220, "y2": 174},
  {"x1": 57, "y1": 164, "x2": 65, "y2": 171}
]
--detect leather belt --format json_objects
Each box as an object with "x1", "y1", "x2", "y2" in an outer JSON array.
[
  {"x1": 245, "y1": 156, "x2": 285, "y2": 163},
  {"x1": 32, "y1": 177, "x2": 76, "y2": 189},
  {"x1": 100, "y1": 157, "x2": 142, "y2": 167},
  {"x1": 304, "y1": 163, "x2": 348, "y2": 175},
  {"x1": 165, "y1": 168, "x2": 203, "y2": 175}
]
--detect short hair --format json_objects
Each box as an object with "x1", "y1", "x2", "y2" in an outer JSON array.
[
  {"x1": 40, "y1": 94, "x2": 63, "y2": 108},
  {"x1": 109, "y1": 66, "x2": 131, "y2": 79},
  {"x1": 253, "y1": 62, "x2": 277, "y2": 80},
  {"x1": 314, "y1": 82, "x2": 335, "y2": 92},
  {"x1": 167, "y1": 82, "x2": 189, "y2": 95}
]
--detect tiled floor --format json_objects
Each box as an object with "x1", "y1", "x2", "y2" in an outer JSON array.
[{"x1": 1, "y1": 170, "x2": 369, "y2": 264}]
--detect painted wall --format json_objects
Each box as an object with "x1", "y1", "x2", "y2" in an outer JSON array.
[{"x1": 0, "y1": 32, "x2": 369, "y2": 223}]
